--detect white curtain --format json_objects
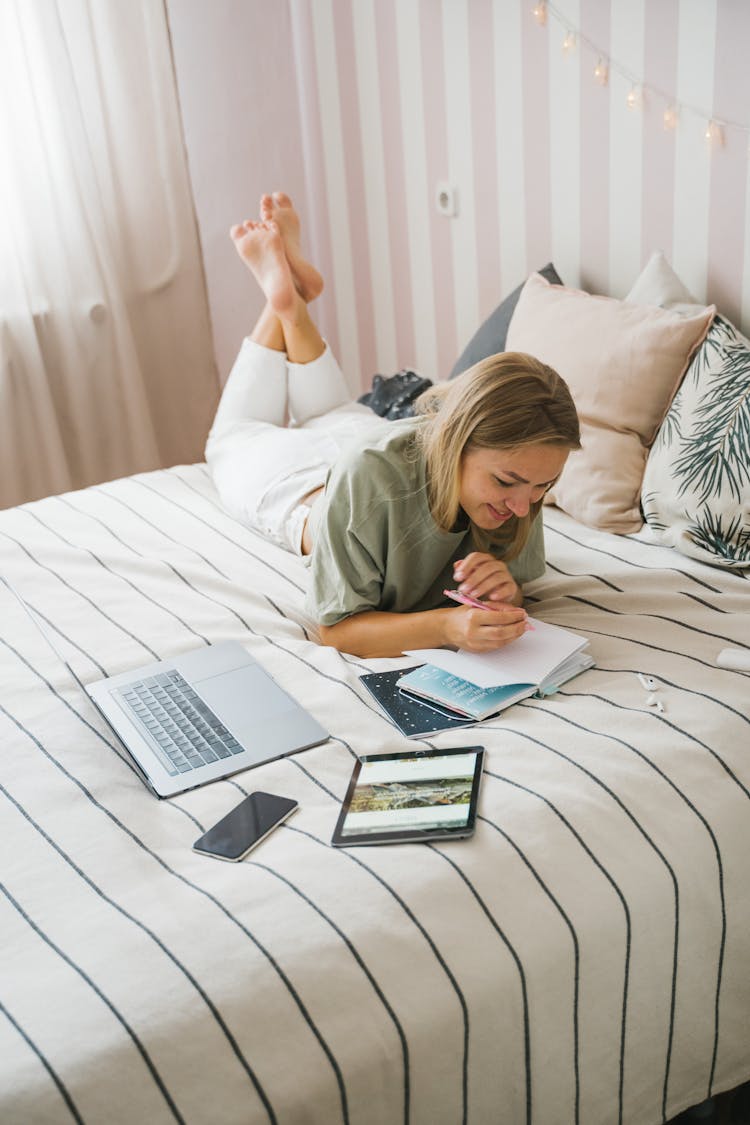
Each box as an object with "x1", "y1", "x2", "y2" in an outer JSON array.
[{"x1": 0, "y1": 0, "x2": 218, "y2": 509}]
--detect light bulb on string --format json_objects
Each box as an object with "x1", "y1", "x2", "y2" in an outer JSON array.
[
  {"x1": 663, "y1": 105, "x2": 679, "y2": 131},
  {"x1": 705, "y1": 120, "x2": 724, "y2": 147},
  {"x1": 561, "y1": 30, "x2": 576, "y2": 55},
  {"x1": 593, "y1": 58, "x2": 609, "y2": 86},
  {"x1": 626, "y1": 85, "x2": 643, "y2": 110},
  {"x1": 532, "y1": 2, "x2": 547, "y2": 27}
]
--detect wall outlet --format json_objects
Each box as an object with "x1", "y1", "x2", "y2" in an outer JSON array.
[{"x1": 435, "y1": 182, "x2": 458, "y2": 217}]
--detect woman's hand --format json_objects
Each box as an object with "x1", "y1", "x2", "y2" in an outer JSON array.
[
  {"x1": 452, "y1": 552, "x2": 521, "y2": 606},
  {"x1": 442, "y1": 602, "x2": 528, "y2": 652}
]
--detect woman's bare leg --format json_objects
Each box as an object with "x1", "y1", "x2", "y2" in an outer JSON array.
[
  {"x1": 231, "y1": 219, "x2": 325, "y2": 364},
  {"x1": 231, "y1": 221, "x2": 286, "y2": 352},
  {"x1": 231, "y1": 193, "x2": 326, "y2": 357},
  {"x1": 260, "y1": 191, "x2": 323, "y2": 303}
]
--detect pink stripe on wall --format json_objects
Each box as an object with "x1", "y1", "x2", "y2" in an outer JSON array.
[
  {"x1": 578, "y1": 0, "x2": 610, "y2": 294},
  {"x1": 374, "y1": 2, "x2": 416, "y2": 372},
  {"x1": 520, "y1": 3, "x2": 552, "y2": 270},
  {"x1": 331, "y1": 0, "x2": 377, "y2": 388},
  {"x1": 641, "y1": 1, "x2": 679, "y2": 268},
  {"x1": 468, "y1": 0, "x2": 502, "y2": 323},
  {"x1": 289, "y1": 0, "x2": 339, "y2": 359},
  {"x1": 706, "y1": 1, "x2": 750, "y2": 327},
  {"x1": 419, "y1": 0, "x2": 456, "y2": 380}
]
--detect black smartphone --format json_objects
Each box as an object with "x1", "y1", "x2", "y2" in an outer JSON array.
[{"x1": 192, "y1": 791, "x2": 298, "y2": 861}]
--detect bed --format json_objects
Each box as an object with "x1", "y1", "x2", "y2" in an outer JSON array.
[{"x1": 1, "y1": 452, "x2": 748, "y2": 1125}]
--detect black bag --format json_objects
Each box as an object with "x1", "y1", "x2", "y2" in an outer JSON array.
[{"x1": 358, "y1": 369, "x2": 433, "y2": 420}]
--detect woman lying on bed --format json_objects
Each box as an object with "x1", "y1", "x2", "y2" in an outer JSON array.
[{"x1": 206, "y1": 193, "x2": 581, "y2": 658}]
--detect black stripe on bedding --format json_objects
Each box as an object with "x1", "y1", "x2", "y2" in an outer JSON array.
[
  {"x1": 21, "y1": 507, "x2": 212, "y2": 646},
  {"x1": 0, "y1": 639, "x2": 205, "y2": 833},
  {"x1": 492, "y1": 721, "x2": 679, "y2": 1122},
  {"x1": 160, "y1": 469, "x2": 317, "y2": 597},
  {"x1": 80, "y1": 490, "x2": 261, "y2": 636},
  {"x1": 9, "y1": 593, "x2": 109, "y2": 679},
  {"x1": 467, "y1": 813, "x2": 582, "y2": 1125},
  {"x1": 0, "y1": 640, "x2": 140, "y2": 780},
  {"x1": 545, "y1": 559, "x2": 624, "y2": 593},
  {"x1": 90, "y1": 489, "x2": 234, "y2": 583},
  {"x1": 429, "y1": 844, "x2": 533, "y2": 1125},
  {"x1": 564, "y1": 593, "x2": 746, "y2": 649},
  {"x1": 545, "y1": 523, "x2": 724, "y2": 593},
  {"x1": 679, "y1": 591, "x2": 732, "y2": 614},
  {"x1": 128, "y1": 477, "x2": 306, "y2": 595},
  {"x1": 552, "y1": 691, "x2": 728, "y2": 1100},
  {"x1": 0, "y1": 706, "x2": 352, "y2": 1125},
  {"x1": 0, "y1": 865, "x2": 185, "y2": 1123},
  {"x1": 484, "y1": 768, "x2": 630, "y2": 1125},
  {"x1": 563, "y1": 667, "x2": 750, "y2": 782},
  {"x1": 0, "y1": 772, "x2": 275, "y2": 1120},
  {"x1": 0, "y1": 998, "x2": 83, "y2": 1124},
  {"x1": 287, "y1": 822, "x2": 470, "y2": 1125},
  {"x1": 262, "y1": 593, "x2": 311, "y2": 642},
  {"x1": 0, "y1": 531, "x2": 161, "y2": 660},
  {"x1": 70, "y1": 485, "x2": 316, "y2": 647},
  {"x1": 515, "y1": 702, "x2": 726, "y2": 1111},
  {"x1": 251, "y1": 860, "x2": 410, "y2": 1125},
  {"x1": 562, "y1": 620, "x2": 750, "y2": 688}
]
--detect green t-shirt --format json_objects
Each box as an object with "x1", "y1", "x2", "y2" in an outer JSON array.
[{"x1": 306, "y1": 418, "x2": 545, "y2": 627}]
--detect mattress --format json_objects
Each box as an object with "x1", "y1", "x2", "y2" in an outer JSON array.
[{"x1": 1, "y1": 462, "x2": 748, "y2": 1125}]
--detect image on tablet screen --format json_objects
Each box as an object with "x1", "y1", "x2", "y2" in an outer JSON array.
[{"x1": 338, "y1": 752, "x2": 476, "y2": 837}]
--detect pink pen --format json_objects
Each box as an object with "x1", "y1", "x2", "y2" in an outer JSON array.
[
  {"x1": 443, "y1": 588, "x2": 491, "y2": 610},
  {"x1": 443, "y1": 589, "x2": 535, "y2": 630}
]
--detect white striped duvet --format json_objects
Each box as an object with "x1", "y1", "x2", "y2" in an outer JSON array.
[{"x1": 0, "y1": 463, "x2": 748, "y2": 1125}]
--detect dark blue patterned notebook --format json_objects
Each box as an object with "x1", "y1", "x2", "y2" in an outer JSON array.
[{"x1": 359, "y1": 667, "x2": 475, "y2": 739}]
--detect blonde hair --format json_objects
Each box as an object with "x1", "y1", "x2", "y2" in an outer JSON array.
[{"x1": 412, "y1": 351, "x2": 581, "y2": 559}]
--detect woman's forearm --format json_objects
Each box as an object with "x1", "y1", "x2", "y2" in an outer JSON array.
[
  {"x1": 318, "y1": 589, "x2": 527, "y2": 658},
  {"x1": 318, "y1": 608, "x2": 454, "y2": 659}
]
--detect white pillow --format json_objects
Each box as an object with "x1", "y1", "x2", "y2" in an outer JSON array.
[{"x1": 625, "y1": 250, "x2": 706, "y2": 316}]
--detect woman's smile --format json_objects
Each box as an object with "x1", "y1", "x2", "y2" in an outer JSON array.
[
  {"x1": 486, "y1": 502, "x2": 512, "y2": 523},
  {"x1": 459, "y1": 443, "x2": 570, "y2": 530}
]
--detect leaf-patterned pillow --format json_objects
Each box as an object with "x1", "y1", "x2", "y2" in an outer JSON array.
[{"x1": 642, "y1": 315, "x2": 750, "y2": 570}]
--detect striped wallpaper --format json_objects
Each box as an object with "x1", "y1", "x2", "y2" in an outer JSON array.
[{"x1": 171, "y1": 0, "x2": 750, "y2": 394}]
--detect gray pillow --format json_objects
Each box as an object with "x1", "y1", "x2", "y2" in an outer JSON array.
[{"x1": 449, "y1": 262, "x2": 563, "y2": 379}]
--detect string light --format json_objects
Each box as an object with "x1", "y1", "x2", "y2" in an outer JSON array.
[
  {"x1": 593, "y1": 58, "x2": 609, "y2": 86},
  {"x1": 663, "y1": 105, "x2": 679, "y2": 131},
  {"x1": 532, "y1": 2, "x2": 547, "y2": 27},
  {"x1": 626, "y1": 85, "x2": 643, "y2": 111},
  {"x1": 705, "y1": 120, "x2": 724, "y2": 147},
  {"x1": 533, "y1": 1, "x2": 748, "y2": 154}
]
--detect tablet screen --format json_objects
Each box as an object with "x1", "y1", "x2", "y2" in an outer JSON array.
[{"x1": 331, "y1": 746, "x2": 484, "y2": 846}]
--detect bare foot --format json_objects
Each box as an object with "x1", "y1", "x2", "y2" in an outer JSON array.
[
  {"x1": 229, "y1": 219, "x2": 301, "y2": 321},
  {"x1": 260, "y1": 191, "x2": 324, "y2": 303}
]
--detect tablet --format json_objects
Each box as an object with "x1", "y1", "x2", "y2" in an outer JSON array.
[{"x1": 331, "y1": 746, "x2": 484, "y2": 847}]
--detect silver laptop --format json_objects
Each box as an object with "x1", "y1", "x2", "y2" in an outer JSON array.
[
  {"x1": 3, "y1": 577, "x2": 328, "y2": 797},
  {"x1": 86, "y1": 642, "x2": 329, "y2": 798}
]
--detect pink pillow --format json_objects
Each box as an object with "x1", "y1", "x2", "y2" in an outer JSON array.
[{"x1": 505, "y1": 273, "x2": 715, "y2": 532}]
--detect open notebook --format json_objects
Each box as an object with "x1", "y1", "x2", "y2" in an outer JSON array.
[
  {"x1": 361, "y1": 619, "x2": 594, "y2": 737},
  {"x1": 398, "y1": 618, "x2": 593, "y2": 721},
  {"x1": 405, "y1": 617, "x2": 591, "y2": 690}
]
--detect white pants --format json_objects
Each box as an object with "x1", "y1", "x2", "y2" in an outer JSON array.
[{"x1": 205, "y1": 339, "x2": 379, "y2": 553}]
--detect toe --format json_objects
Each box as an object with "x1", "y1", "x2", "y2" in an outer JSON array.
[
  {"x1": 273, "y1": 191, "x2": 292, "y2": 208},
  {"x1": 260, "y1": 194, "x2": 273, "y2": 216}
]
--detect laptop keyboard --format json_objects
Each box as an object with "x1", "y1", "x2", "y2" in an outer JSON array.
[{"x1": 116, "y1": 671, "x2": 244, "y2": 776}]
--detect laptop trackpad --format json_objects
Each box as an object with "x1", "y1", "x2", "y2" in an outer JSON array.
[{"x1": 194, "y1": 665, "x2": 297, "y2": 741}]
